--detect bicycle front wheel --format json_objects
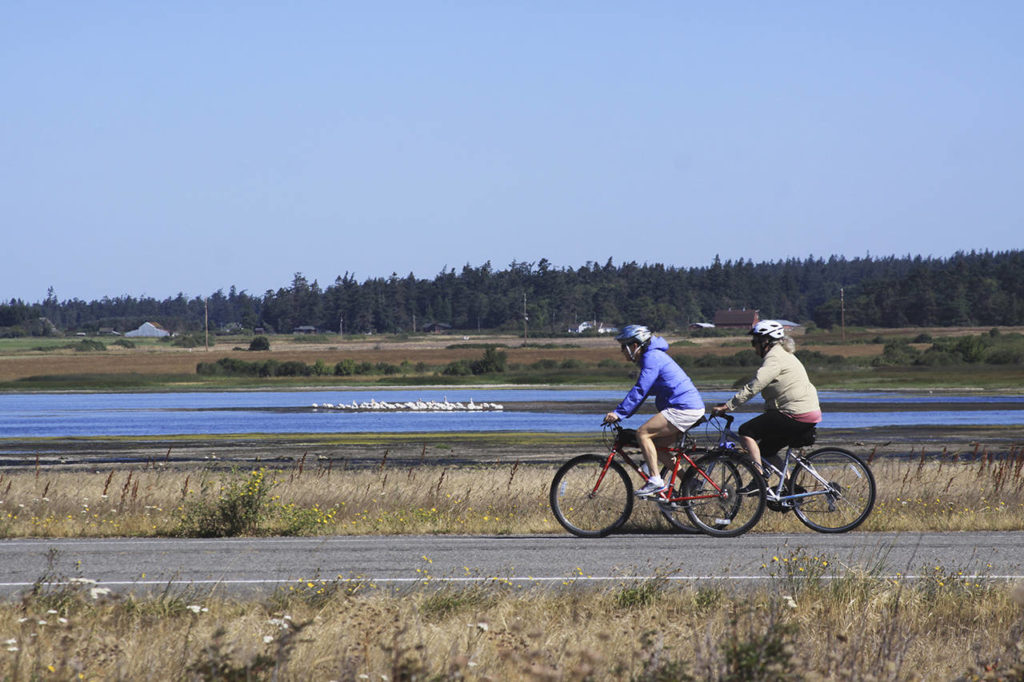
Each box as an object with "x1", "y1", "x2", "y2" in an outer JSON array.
[
  {"x1": 789, "y1": 447, "x2": 876, "y2": 533},
  {"x1": 549, "y1": 454, "x2": 634, "y2": 537},
  {"x1": 679, "y1": 453, "x2": 766, "y2": 538}
]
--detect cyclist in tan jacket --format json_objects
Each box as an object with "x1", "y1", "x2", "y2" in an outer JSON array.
[{"x1": 711, "y1": 320, "x2": 821, "y2": 477}]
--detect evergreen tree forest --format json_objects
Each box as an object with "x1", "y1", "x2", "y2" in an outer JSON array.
[{"x1": 2, "y1": 251, "x2": 1022, "y2": 337}]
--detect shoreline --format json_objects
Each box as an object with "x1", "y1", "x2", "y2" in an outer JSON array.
[{"x1": 2, "y1": 423, "x2": 1020, "y2": 472}]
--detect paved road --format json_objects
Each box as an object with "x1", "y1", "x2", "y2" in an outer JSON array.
[{"x1": 2, "y1": 532, "x2": 1022, "y2": 597}]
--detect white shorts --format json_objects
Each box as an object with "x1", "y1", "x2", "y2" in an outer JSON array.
[{"x1": 661, "y1": 407, "x2": 706, "y2": 432}]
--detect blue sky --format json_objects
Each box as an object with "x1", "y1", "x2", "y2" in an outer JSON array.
[{"x1": 3, "y1": 1, "x2": 1022, "y2": 303}]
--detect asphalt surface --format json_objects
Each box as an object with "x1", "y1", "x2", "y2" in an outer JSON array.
[{"x1": 3, "y1": 531, "x2": 1022, "y2": 598}]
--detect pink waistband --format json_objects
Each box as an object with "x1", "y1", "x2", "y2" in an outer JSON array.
[{"x1": 790, "y1": 410, "x2": 822, "y2": 424}]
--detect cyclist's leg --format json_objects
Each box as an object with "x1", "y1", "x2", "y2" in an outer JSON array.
[
  {"x1": 636, "y1": 409, "x2": 702, "y2": 494},
  {"x1": 739, "y1": 411, "x2": 810, "y2": 475},
  {"x1": 636, "y1": 413, "x2": 679, "y2": 482}
]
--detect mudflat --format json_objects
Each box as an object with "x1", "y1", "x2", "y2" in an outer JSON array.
[{"x1": 2, "y1": 421, "x2": 1019, "y2": 472}]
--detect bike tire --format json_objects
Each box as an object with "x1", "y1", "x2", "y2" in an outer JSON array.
[
  {"x1": 549, "y1": 454, "x2": 634, "y2": 537},
  {"x1": 789, "y1": 447, "x2": 876, "y2": 533},
  {"x1": 679, "y1": 452, "x2": 766, "y2": 538}
]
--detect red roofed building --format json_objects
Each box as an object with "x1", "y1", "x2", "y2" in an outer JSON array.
[{"x1": 713, "y1": 309, "x2": 759, "y2": 329}]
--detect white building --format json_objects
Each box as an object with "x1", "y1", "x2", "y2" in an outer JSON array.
[{"x1": 125, "y1": 322, "x2": 170, "y2": 338}]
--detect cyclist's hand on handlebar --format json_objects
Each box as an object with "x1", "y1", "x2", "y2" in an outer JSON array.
[
  {"x1": 710, "y1": 404, "x2": 729, "y2": 417},
  {"x1": 602, "y1": 412, "x2": 621, "y2": 425}
]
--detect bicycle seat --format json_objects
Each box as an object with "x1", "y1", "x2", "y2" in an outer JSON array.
[{"x1": 785, "y1": 428, "x2": 817, "y2": 449}]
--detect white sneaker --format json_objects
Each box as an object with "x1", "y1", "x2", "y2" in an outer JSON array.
[{"x1": 635, "y1": 478, "x2": 669, "y2": 498}]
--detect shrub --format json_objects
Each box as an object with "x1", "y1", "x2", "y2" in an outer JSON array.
[
  {"x1": 442, "y1": 360, "x2": 472, "y2": 376},
  {"x1": 248, "y1": 335, "x2": 270, "y2": 351},
  {"x1": 873, "y1": 340, "x2": 920, "y2": 367},
  {"x1": 334, "y1": 359, "x2": 357, "y2": 376},
  {"x1": 275, "y1": 361, "x2": 312, "y2": 377},
  {"x1": 112, "y1": 338, "x2": 136, "y2": 348},
  {"x1": 375, "y1": 362, "x2": 401, "y2": 375},
  {"x1": 172, "y1": 334, "x2": 211, "y2": 348},
  {"x1": 470, "y1": 347, "x2": 507, "y2": 374},
  {"x1": 75, "y1": 339, "x2": 106, "y2": 351},
  {"x1": 177, "y1": 469, "x2": 274, "y2": 537}
]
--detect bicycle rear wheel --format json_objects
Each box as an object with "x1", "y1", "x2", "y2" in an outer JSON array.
[
  {"x1": 789, "y1": 447, "x2": 876, "y2": 533},
  {"x1": 549, "y1": 454, "x2": 634, "y2": 537},
  {"x1": 678, "y1": 452, "x2": 766, "y2": 537}
]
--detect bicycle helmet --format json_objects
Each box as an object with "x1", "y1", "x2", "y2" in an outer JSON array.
[
  {"x1": 615, "y1": 325, "x2": 652, "y2": 361},
  {"x1": 749, "y1": 320, "x2": 785, "y2": 340},
  {"x1": 615, "y1": 324, "x2": 652, "y2": 347}
]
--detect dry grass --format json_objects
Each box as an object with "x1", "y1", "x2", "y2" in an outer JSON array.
[
  {"x1": 3, "y1": 562, "x2": 1023, "y2": 680},
  {"x1": 1, "y1": 449, "x2": 1023, "y2": 538},
  {"x1": 3, "y1": 453, "x2": 1024, "y2": 679}
]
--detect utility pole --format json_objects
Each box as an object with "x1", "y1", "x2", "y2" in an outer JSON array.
[
  {"x1": 339, "y1": 316, "x2": 343, "y2": 337},
  {"x1": 522, "y1": 292, "x2": 529, "y2": 346},
  {"x1": 840, "y1": 287, "x2": 846, "y2": 343},
  {"x1": 204, "y1": 297, "x2": 209, "y2": 351}
]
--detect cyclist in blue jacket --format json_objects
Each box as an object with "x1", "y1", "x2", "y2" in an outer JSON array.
[{"x1": 604, "y1": 325, "x2": 706, "y2": 498}]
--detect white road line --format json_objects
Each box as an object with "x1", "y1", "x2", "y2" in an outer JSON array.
[{"x1": 3, "y1": 574, "x2": 1023, "y2": 588}]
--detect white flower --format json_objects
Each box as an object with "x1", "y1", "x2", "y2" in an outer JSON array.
[
  {"x1": 186, "y1": 605, "x2": 207, "y2": 614},
  {"x1": 3, "y1": 639, "x2": 16, "y2": 646},
  {"x1": 263, "y1": 635, "x2": 275, "y2": 644},
  {"x1": 267, "y1": 617, "x2": 291, "y2": 629},
  {"x1": 58, "y1": 618, "x2": 68, "y2": 625},
  {"x1": 47, "y1": 610, "x2": 58, "y2": 615},
  {"x1": 782, "y1": 595, "x2": 798, "y2": 609},
  {"x1": 37, "y1": 620, "x2": 47, "y2": 626},
  {"x1": 6, "y1": 647, "x2": 17, "y2": 652}
]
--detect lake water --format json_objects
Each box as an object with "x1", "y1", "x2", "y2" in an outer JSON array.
[{"x1": 0, "y1": 389, "x2": 1022, "y2": 438}]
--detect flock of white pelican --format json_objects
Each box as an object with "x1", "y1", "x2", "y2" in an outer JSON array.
[{"x1": 311, "y1": 397, "x2": 503, "y2": 412}]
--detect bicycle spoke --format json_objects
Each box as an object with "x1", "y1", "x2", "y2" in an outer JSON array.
[
  {"x1": 790, "y1": 448, "x2": 876, "y2": 533},
  {"x1": 680, "y1": 453, "x2": 765, "y2": 537}
]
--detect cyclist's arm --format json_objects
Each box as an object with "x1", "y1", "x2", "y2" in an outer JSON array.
[
  {"x1": 612, "y1": 362, "x2": 657, "y2": 419},
  {"x1": 723, "y1": 352, "x2": 783, "y2": 411}
]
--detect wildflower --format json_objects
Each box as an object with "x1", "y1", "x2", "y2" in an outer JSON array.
[
  {"x1": 782, "y1": 595, "x2": 798, "y2": 609},
  {"x1": 263, "y1": 635, "x2": 275, "y2": 644},
  {"x1": 186, "y1": 605, "x2": 207, "y2": 614}
]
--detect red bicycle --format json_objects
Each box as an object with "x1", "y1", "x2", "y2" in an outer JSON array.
[{"x1": 549, "y1": 418, "x2": 767, "y2": 538}]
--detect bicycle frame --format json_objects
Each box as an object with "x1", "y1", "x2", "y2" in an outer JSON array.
[
  {"x1": 600, "y1": 421, "x2": 727, "y2": 505},
  {"x1": 712, "y1": 415, "x2": 832, "y2": 506}
]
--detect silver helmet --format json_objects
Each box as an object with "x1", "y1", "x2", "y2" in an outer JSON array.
[{"x1": 615, "y1": 324, "x2": 652, "y2": 347}]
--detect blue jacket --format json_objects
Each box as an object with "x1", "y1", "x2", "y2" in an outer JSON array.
[{"x1": 613, "y1": 336, "x2": 704, "y2": 419}]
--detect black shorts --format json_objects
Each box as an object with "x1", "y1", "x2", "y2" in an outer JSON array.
[{"x1": 737, "y1": 410, "x2": 816, "y2": 464}]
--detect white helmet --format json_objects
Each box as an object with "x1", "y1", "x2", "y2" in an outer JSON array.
[{"x1": 749, "y1": 320, "x2": 785, "y2": 340}]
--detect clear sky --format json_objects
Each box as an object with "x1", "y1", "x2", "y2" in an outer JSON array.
[{"x1": 3, "y1": 1, "x2": 1022, "y2": 303}]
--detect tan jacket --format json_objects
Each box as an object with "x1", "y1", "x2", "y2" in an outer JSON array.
[{"x1": 725, "y1": 344, "x2": 820, "y2": 414}]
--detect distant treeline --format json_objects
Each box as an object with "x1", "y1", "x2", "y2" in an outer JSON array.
[{"x1": 2, "y1": 251, "x2": 1022, "y2": 336}]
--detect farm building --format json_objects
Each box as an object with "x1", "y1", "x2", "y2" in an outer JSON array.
[
  {"x1": 713, "y1": 309, "x2": 760, "y2": 328},
  {"x1": 125, "y1": 322, "x2": 169, "y2": 338}
]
